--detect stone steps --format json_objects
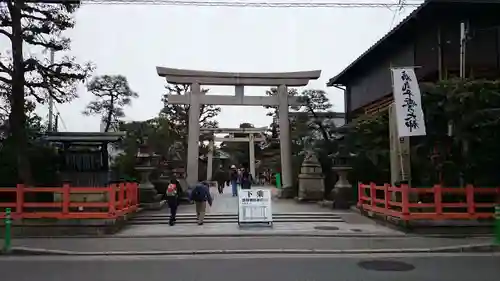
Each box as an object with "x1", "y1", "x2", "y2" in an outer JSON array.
[
  {"x1": 129, "y1": 212, "x2": 345, "y2": 225},
  {"x1": 128, "y1": 212, "x2": 344, "y2": 225}
]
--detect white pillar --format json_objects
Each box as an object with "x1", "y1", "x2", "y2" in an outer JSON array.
[
  {"x1": 186, "y1": 83, "x2": 201, "y2": 186},
  {"x1": 249, "y1": 134, "x2": 255, "y2": 178},
  {"x1": 207, "y1": 139, "x2": 214, "y2": 181},
  {"x1": 278, "y1": 84, "x2": 293, "y2": 188}
]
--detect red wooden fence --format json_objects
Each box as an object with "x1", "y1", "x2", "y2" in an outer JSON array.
[
  {"x1": 0, "y1": 182, "x2": 138, "y2": 220},
  {"x1": 358, "y1": 183, "x2": 500, "y2": 221}
]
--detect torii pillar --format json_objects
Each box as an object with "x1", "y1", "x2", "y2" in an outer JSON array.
[{"x1": 157, "y1": 67, "x2": 321, "y2": 197}]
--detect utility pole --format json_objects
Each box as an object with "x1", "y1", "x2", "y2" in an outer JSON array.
[
  {"x1": 47, "y1": 49, "x2": 55, "y2": 131},
  {"x1": 54, "y1": 113, "x2": 59, "y2": 132},
  {"x1": 458, "y1": 21, "x2": 469, "y2": 188},
  {"x1": 459, "y1": 21, "x2": 468, "y2": 79}
]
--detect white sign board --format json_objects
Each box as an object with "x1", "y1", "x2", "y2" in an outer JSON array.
[
  {"x1": 238, "y1": 189, "x2": 273, "y2": 225},
  {"x1": 391, "y1": 68, "x2": 427, "y2": 137}
]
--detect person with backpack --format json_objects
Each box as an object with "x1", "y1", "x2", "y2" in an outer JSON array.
[
  {"x1": 189, "y1": 181, "x2": 213, "y2": 225},
  {"x1": 240, "y1": 167, "x2": 253, "y2": 190},
  {"x1": 165, "y1": 178, "x2": 182, "y2": 226}
]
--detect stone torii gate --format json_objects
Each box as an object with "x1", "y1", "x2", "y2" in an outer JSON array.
[
  {"x1": 157, "y1": 67, "x2": 321, "y2": 196},
  {"x1": 201, "y1": 127, "x2": 266, "y2": 180}
]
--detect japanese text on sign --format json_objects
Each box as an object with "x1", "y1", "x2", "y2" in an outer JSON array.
[{"x1": 238, "y1": 189, "x2": 273, "y2": 224}]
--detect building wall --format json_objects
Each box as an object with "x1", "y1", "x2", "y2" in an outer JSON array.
[
  {"x1": 347, "y1": 16, "x2": 500, "y2": 117},
  {"x1": 348, "y1": 43, "x2": 415, "y2": 111}
]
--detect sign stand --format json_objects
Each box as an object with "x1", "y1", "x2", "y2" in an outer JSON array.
[{"x1": 238, "y1": 189, "x2": 273, "y2": 227}]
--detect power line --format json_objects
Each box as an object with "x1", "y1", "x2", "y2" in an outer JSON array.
[
  {"x1": 388, "y1": 0, "x2": 406, "y2": 29},
  {"x1": 81, "y1": 0, "x2": 423, "y2": 8}
]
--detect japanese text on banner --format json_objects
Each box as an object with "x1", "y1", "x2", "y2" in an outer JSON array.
[{"x1": 391, "y1": 68, "x2": 427, "y2": 137}]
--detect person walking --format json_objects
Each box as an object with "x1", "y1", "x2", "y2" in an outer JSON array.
[
  {"x1": 229, "y1": 165, "x2": 239, "y2": 197},
  {"x1": 214, "y1": 166, "x2": 227, "y2": 194},
  {"x1": 189, "y1": 182, "x2": 213, "y2": 225},
  {"x1": 240, "y1": 167, "x2": 253, "y2": 190},
  {"x1": 165, "y1": 178, "x2": 182, "y2": 226}
]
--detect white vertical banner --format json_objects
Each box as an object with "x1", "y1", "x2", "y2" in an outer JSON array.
[{"x1": 391, "y1": 68, "x2": 427, "y2": 137}]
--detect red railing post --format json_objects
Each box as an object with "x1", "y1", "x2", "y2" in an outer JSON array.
[
  {"x1": 357, "y1": 182, "x2": 362, "y2": 208},
  {"x1": 62, "y1": 183, "x2": 70, "y2": 216},
  {"x1": 383, "y1": 183, "x2": 390, "y2": 210},
  {"x1": 466, "y1": 184, "x2": 475, "y2": 215},
  {"x1": 108, "y1": 184, "x2": 116, "y2": 218},
  {"x1": 434, "y1": 184, "x2": 442, "y2": 215},
  {"x1": 16, "y1": 184, "x2": 24, "y2": 217},
  {"x1": 132, "y1": 182, "x2": 138, "y2": 206},
  {"x1": 124, "y1": 182, "x2": 130, "y2": 207},
  {"x1": 370, "y1": 182, "x2": 376, "y2": 208},
  {"x1": 401, "y1": 184, "x2": 410, "y2": 217},
  {"x1": 118, "y1": 182, "x2": 125, "y2": 211}
]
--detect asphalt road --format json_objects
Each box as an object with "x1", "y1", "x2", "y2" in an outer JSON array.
[
  {"x1": 10, "y1": 236, "x2": 493, "y2": 252},
  {"x1": 1, "y1": 253, "x2": 499, "y2": 281}
]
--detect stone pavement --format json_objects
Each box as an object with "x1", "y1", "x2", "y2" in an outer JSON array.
[{"x1": 9, "y1": 236, "x2": 495, "y2": 254}]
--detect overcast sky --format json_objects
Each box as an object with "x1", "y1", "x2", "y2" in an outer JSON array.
[{"x1": 18, "y1": 1, "x2": 416, "y2": 131}]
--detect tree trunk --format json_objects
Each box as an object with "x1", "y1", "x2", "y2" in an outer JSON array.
[
  {"x1": 8, "y1": 0, "x2": 32, "y2": 185},
  {"x1": 104, "y1": 96, "x2": 114, "y2": 132}
]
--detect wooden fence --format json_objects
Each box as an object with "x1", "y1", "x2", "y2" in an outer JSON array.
[
  {"x1": 358, "y1": 183, "x2": 500, "y2": 221},
  {"x1": 0, "y1": 182, "x2": 138, "y2": 220}
]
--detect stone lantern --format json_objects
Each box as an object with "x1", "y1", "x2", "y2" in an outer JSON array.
[
  {"x1": 330, "y1": 137, "x2": 354, "y2": 209},
  {"x1": 135, "y1": 141, "x2": 164, "y2": 209},
  {"x1": 297, "y1": 149, "x2": 325, "y2": 201}
]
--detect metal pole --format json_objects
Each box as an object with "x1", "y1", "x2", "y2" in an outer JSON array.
[
  {"x1": 47, "y1": 49, "x2": 55, "y2": 131},
  {"x1": 3, "y1": 208, "x2": 12, "y2": 253}
]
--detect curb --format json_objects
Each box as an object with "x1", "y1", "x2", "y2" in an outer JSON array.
[
  {"x1": 7, "y1": 233, "x2": 494, "y2": 239},
  {"x1": 4, "y1": 243, "x2": 499, "y2": 256}
]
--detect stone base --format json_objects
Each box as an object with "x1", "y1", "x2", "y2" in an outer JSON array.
[
  {"x1": 317, "y1": 200, "x2": 334, "y2": 208},
  {"x1": 277, "y1": 187, "x2": 295, "y2": 199},
  {"x1": 332, "y1": 187, "x2": 354, "y2": 209},
  {"x1": 140, "y1": 199, "x2": 167, "y2": 210},
  {"x1": 297, "y1": 189, "x2": 324, "y2": 202},
  {"x1": 0, "y1": 215, "x2": 138, "y2": 238},
  {"x1": 138, "y1": 188, "x2": 162, "y2": 204},
  {"x1": 298, "y1": 175, "x2": 325, "y2": 201}
]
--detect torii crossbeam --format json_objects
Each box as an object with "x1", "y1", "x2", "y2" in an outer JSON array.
[{"x1": 201, "y1": 127, "x2": 266, "y2": 180}]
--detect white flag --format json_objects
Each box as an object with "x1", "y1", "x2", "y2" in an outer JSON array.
[{"x1": 391, "y1": 68, "x2": 426, "y2": 137}]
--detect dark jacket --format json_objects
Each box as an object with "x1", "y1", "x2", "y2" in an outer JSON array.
[
  {"x1": 240, "y1": 171, "x2": 253, "y2": 189},
  {"x1": 230, "y1": 170, "x2": 239, "y2": 182},
  {"x1": 214, "y1": 169, "x2": 227, "y2": 184},
  {"x1": 189, "y1": 183, "x2": 213, "y2": 205}
]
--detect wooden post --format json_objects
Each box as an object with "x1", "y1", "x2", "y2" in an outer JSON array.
[
  {"x1": 357, "y1": 182, "x2": 362, "y2": 207},
  {"x1": 15, "y1": 184, "x2": 24, "y2": 216},
  {"x1": 383, "y1": 184, "x2": 390, "y2": 210},
  {"x1": 401, "y1": 184, "x2": 410, "y2": 218},
  {"x1": 62, "y1": 183, "x2": 70, "y2": 216},
  {"x1": 466, "y1": 184, "x2": 475, "y2": 215},
  {"x1": 434, "y1": 184, "x2": 443, "y2": 215},
  {"x1": 370, "y1": 182, "x2": 376, "y2": 208},
  {"x1": 118, "y1": 182, "x2": 125, "y2": 211},
  {"x1": 108, "y1": 184, "x2": 116, "y2": 217}
]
